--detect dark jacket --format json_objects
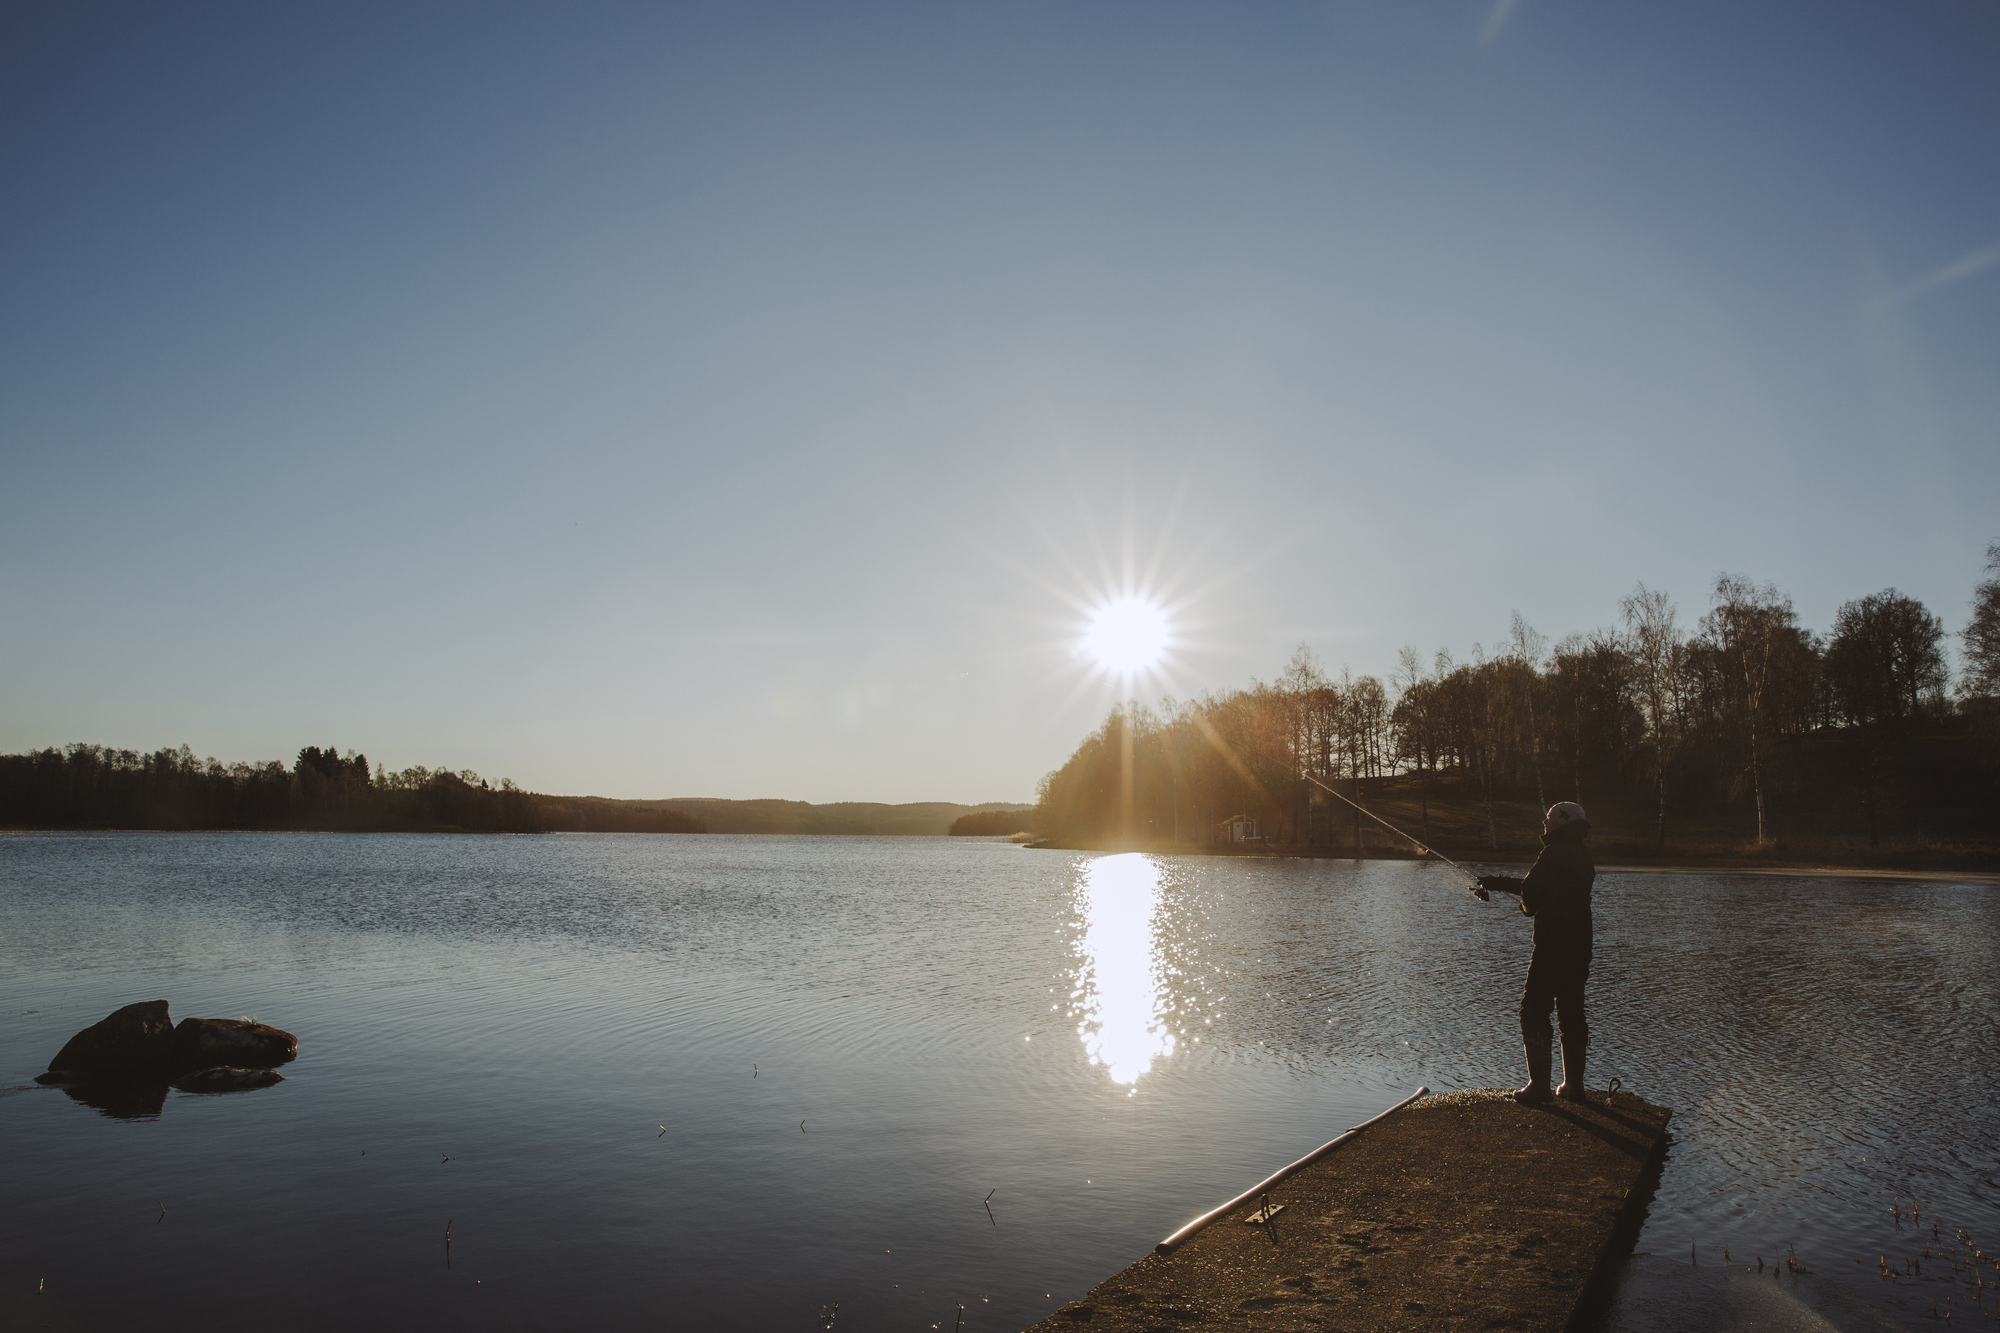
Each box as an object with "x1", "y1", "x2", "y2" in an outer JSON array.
[
  {"x1": 1517, "y1": 822, "x2": 1594, "y2": 947},
  {"x1": 1483, "y1": 821, "x2": 1595, "y2": 946}
]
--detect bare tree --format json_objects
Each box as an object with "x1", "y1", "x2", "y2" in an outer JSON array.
[
  {"x1": 1620, "y1": 583, "x2": 1683, "y2": 849},
  {"x1": 1281, "y1": 645, "x2": 1332, "y2": 844},
  {"x1": 1392, "y1": 645, "x2": 1437, "y2": 846},
  {"x1": 1508, "y1": 612, "x2": 1549, "y2": 811},
  {"x1": 1352, "y1": 676, "x2": 1389, "y2": 780},
  {"x1": 1705, "y1": 574, "x2": 1795, "y2": 844},
  {"x1": 1964, "y1": 541, "x2": 2000, "y2": 700},
  {"x1": 1455, "y1": 645, "x2": 1501, "y2": 850},
  {"x1": 1551, "y1": 634, "x2": 1589, "y2": 802},
  {"x1": 1336, "y1": 667, "x2": 1365, "y2": 850}
]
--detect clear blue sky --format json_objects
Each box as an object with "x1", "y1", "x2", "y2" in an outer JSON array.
[{"x1": 4, "y1": 2, "x2": 1996, "y2": 802}]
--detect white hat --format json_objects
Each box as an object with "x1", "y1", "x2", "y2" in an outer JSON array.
[{"x1": 1545, "y1": 801, "x2": 1588, "y2": 828}]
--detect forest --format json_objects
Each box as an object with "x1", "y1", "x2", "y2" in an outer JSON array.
[
  {"x1": 948, "y1": 808, "x2": 1039, "y2": 836},
  {"x1": 0, "y1": 743, "x2": 705, "y2": 834},
  {"x1": 1034, "y1": 553, "x2": 2000, "y2": 868},
  {"x1": 0, "y1": 746, "x2": 1030, "y2": 836},
  {"x1": 671, "y1": 798, "x2": 1032, "y2": 836}
]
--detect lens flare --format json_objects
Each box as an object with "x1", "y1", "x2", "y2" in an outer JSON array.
[{"x1": 1082, "y1": 597, "x2": 1169, "y2": 675}]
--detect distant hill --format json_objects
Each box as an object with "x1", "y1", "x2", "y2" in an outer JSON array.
[
  {"x1": 650, "y1": 797, "x2": 1031, "y2": 836},
  {"x1": 534, "y1": 794, "x2": 706, "y2": 833}
]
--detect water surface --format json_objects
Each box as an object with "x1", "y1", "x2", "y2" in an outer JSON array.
[{"x1": 1, "y1": 833, "x2": 1993, "y2": 1331}]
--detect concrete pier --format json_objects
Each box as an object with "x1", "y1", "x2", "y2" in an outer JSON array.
[{"x1": 1026, "y1": 1087, "x2": 1672, "y2": 1332}]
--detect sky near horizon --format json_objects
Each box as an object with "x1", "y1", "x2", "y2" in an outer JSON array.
[{"x1": 3, "y1": 2, "x2": 1997, "y2": 803}]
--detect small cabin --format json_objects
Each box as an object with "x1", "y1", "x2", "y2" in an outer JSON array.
[{"x1": 1214, "y1": 814, "x2": 1260, "y2": 844}]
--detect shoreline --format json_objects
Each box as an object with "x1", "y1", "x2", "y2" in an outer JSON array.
[
  {"x1": 1022, "y1": 840, "x2": 2000, "y2": 880},
  {"x1": 5, "y1": 826, "x2": 1993, "y2": 879}
]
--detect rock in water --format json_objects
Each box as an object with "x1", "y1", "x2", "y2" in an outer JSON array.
[
  {"x1": 172, "y1": 1066, "x2": 285, "y2": 1093},
  {"x1": 46, "y1": 1000, "x2": 175, "y2": 1076},
  {"x1": 173, "y1": 1017, "x2": 298, "y2": 1070}
]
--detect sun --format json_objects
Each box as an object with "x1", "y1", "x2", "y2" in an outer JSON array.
[{"x1": 1082, "y1": 597, "x2": 1170, "y2": 675}]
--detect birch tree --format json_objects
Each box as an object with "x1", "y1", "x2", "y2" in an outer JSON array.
[{"x1": 1705, "y1": 574, "x2": 1795, "y2": 844}]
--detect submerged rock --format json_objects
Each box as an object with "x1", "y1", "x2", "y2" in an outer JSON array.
[
  {"x1": 171, "y1": 1066, "x2": 285, "y2": 1093},
  {"x1": 46, "y1": 1000, "x2": 175, "y2": 1076},
  {"x1": 173, "y1": 1017, "x2": 298, "y2": 1070}
]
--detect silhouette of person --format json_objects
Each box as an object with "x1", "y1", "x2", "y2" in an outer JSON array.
[{"x1": 1475, "y1": 802, "x2": 1594, "y2": 1103}]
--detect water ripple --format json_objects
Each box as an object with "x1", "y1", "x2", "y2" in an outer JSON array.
[{"x1": 0, "y1": 834, "x2": 1992, "y2": 1332}]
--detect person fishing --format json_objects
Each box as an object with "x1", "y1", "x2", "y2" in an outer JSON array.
[
  {"x1": 1474, "y1": 802, "x2": 1595, "y2": 1104},
  {"x1": 1286, "y1": 764, "x2": 1597, "y2": 1102}
]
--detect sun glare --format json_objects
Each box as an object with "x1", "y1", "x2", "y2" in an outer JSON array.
[
  {"x1": 1082, "y1": 597, "x2": 1169, "y2": 675},
  {"x1": 1072, "y1": 853, "x2": 1174, "y2": 1088}
]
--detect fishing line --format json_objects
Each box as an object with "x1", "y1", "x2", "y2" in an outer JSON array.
[
  {"x1": 1219, "y1": 737, "x2": 1486, "y2": 898},
  {"x1": 1293, "y1": 770, "x2": 1484, "y2": 897}
]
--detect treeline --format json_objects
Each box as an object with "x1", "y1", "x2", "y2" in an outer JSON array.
[
  {"x1": 668, "y1": 798, "x2": 1033, "y2": 836},
  {"x1": 948, "y1": 808, "x2": 1038, "y2": 836},
  {"x1": 0, "y1": 743, "x2": 705, "y2": 834},
  {"x1": 1037, "y1": 553, "x2": 2000, "y2": 860}
]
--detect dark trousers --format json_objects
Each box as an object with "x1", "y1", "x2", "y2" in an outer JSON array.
[{"x1": 1519, "y1": 931, "x2": 1590, "y2": 1048}]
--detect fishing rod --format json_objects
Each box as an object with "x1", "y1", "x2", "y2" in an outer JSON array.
[
  {"x1": 1292, "y1": 769, "x2": 1485, "y2": 899},
  {"x1": 1211, "y1": 732, "x2": 1492, "y2": 901}
]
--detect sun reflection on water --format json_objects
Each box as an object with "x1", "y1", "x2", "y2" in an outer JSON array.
[{"x1": 1071, "y1": 853, "x2": 1175, "y2": 1089}]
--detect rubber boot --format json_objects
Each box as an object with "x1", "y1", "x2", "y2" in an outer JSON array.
[
  {"x1": 1557, "y1": 1041, "x2": 1587, "y2": 1102},
  {"x1": 1514, "y1": 1037, "x2": 1553, "y2": 1103}
]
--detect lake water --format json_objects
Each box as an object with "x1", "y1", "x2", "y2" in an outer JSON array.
[{"x1": 2, "y1": 833, "x2": 1994, "y2": 1332}]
